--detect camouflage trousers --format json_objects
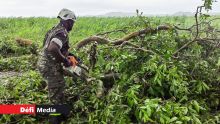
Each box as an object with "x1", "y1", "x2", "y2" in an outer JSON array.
[
  {"x1": 48, "y1": 86, "x2": 65, "y2": 104},
  {"x1": 37, "y1": 52, "x2": 66, "y2": 104}
]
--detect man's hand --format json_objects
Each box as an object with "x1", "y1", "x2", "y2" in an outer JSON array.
[
  {"x1": 63, "y1": 58, "x2": 72, "y2": 67},
  {"x1": 68, "y1": 53, "x2": 82, "y2": 64}
]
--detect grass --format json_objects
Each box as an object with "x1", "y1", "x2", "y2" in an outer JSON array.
[{"x1": 0, "y1": 16, "x2": 211, "y2": 46}]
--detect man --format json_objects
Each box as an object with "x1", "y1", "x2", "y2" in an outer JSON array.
[{"x1": 37, "y1": 8, "x2": 76, "y2": 124}]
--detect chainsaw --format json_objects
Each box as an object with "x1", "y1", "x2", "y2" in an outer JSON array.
[{"x1": 63, "y1": 54, "x2": 89, "y2": 81}]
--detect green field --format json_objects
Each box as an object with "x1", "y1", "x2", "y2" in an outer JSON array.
[{"x1": 0, "y1": 16, "x2": 220, "y2": 123}]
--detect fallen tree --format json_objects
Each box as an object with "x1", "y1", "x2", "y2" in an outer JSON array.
[{"x1": 1, "y1": 6, "x2": 220, "y2": 123}]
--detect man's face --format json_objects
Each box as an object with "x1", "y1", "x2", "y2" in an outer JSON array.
[{"x1": 66, "y1": 19, "x2": 74, "y2": 32}]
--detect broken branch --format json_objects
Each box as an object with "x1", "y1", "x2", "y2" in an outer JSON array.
[
  {"x1": 76, "y1": 25, "x2": 173, "y2": 49},
  {"x1": 173, "y1": 6, "x2": 204, "y2": 56}
]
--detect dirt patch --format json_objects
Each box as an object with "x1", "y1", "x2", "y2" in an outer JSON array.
[{"x1": 0, "y1": 71, "x2": 21, "y2": 79}]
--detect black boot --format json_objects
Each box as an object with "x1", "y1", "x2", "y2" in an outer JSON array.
[{"x1": 49, "y1": 116, "x2": 62, "y2": 124}]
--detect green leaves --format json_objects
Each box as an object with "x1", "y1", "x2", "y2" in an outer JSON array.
[
  {"x1": 126, "y1": 85, "x2": 141, "y2": 107},
  {"x1": 217, "y1": 57, "x2": 220, "y2": 67},
  {"x1": 1, "y1": 16, "x2": 220, "y2": 123},
  {"x1": 192, "y1": 100, "x2": 200, "y2": 113},
  {"x1": 134, "y1": 98, "x2": 203, "y2": 123},
  {"x1": 191, "y1": 80, "x2": 210, "y2": 94},
  {"x1": 203, "y1": 0, "x2": 216, "y2": 10},
  {"x1": 136, "y1": 98, "x2": 161, "y2": 123},
  {"x1": 169, "y1": 117, "x2": 178, "y2": 123}
]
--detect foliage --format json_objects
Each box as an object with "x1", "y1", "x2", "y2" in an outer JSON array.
[
  {"x1": 0, "y1": 15, "x2": 220, "y2": 123},
  {"x1": 203, "y1": 0, "x2": 216, "y2": 10}
]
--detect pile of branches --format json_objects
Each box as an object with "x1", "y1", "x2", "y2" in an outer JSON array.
[{"x1": 69, "y1": 6, "x2": 220, "y2": 123}]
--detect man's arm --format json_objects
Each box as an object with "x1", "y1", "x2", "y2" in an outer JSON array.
[
  {"x1": 47, "y1": 41, "x2": 71, "y2": 67},
  {"x1": 47, "y1": 42, "x2": 65, "y2": 62}
]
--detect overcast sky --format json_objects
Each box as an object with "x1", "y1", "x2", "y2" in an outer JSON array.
[{"x1": 0, "y1": 0, "x2": 219, "y2": 17}]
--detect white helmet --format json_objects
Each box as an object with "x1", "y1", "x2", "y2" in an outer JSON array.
[{"x1": 57, "y1": 8, "x2": 77, "y2": 21}]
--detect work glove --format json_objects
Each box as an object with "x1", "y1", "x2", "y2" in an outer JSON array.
[
  {"x1": 68, "y1": 53, "x2": 82, "y2": 64},
  {"x1": 63, "y1": 58, "x2": 72, "y2": 67}
]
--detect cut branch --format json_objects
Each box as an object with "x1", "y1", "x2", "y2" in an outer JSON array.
[
  {"x1": 100, "y1": 72, "x2": 120, "y2": 80},
  {"x1": 174, "y1": 25, "x2": 192, "y2": 32},
  {"x1": 117, "y1": 41, "x2": 141, "y2": 48},
  {"x1": 173, "y1": 6, "x2": 204, "y2": 56},
  {"x1": 113, "y1": 25, "x2": 172, "y2": 45},
  {"x1": 76, "y1": 36, "x2": 113, "y2": 49},
  {"x1": 76, "y1": 25, "x2": 173, "y2": 49},
  {"x1": 96, "y1": 29, "x2": 127, "y2": 36}
]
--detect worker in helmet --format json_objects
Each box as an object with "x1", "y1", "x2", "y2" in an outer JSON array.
[{"x1": 37, "y1": 8, "x2": 76, "y2": 124}]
